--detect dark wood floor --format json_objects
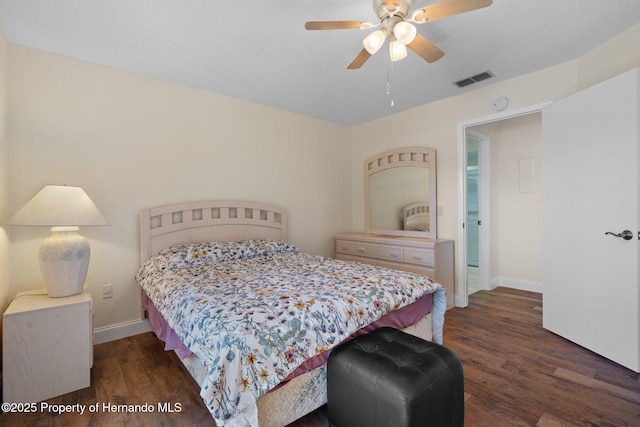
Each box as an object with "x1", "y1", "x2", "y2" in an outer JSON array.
[{"x1": 2, "y1": 287, "x2": 639, "y2": 426}]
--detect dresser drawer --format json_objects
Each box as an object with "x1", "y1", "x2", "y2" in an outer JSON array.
[
  {"x1": 337, "y1": 253, "x2": 378, "y2": 266},
  {"x1": 379, "y1": 261, "x2": 435, "y2": 279},
  {"x1": 403, "y1": 247, "x2": 434, "y2": 267},
  {"x1": 355, "y1": 242, "x2": 402, "y2": 262},
  {"x1": 336, "y1": 240, "x2": 356, "y2": 255}
]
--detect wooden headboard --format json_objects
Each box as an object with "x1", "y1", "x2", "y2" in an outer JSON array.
[{"x1": 139, "y1": 200, "x2": 288, "y2": 262}]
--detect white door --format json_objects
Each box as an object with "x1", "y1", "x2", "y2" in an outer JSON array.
[{"x1": 542, "y1": 68, "x2": 639, "y2": 372}]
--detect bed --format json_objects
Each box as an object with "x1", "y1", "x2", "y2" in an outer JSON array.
[
  {"x1": 403, "y1": 202, "x2": 430, "y2": 232},
  {"x1": 136, "y1": 200, "x2": 446, "y2": 427}
]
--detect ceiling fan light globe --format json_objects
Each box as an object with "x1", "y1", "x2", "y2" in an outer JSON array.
[
  {"x1": 390, "y1": 40, "x2": 408, "y2": 61},
  {"x1": 394, "y1": 21, "x2": 417, "y2": 44},
  {"x1": 363, "y1": 30, "x2": 386, "y2": 54}
]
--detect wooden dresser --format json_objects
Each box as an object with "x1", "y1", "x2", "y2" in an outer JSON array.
[{"x1": 335, "y1": 233, "x2": 454, "y2": 309}]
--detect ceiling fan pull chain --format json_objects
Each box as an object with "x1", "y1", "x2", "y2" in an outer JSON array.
[{"x1": 387, "y1": 59, "x2": 395, "y2": 107}]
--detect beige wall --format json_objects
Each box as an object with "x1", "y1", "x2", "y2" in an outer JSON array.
[
  {"x1": 350, "y1": 62, "x2": 578, "y2": 239},
  {"x1": 6, "y1": 46, "x2": 352, "y2": 329},
  {"x1": 351, "y1": 24, "x2": 640, "y2": 301}
]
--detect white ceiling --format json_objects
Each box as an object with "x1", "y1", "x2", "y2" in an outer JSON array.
[{"x1": 1, "y1": 0, "x2": 640, "y2": 126}]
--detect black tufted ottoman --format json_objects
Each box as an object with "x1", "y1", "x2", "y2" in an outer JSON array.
[{"x1": 327, "y1": 327, "x2": 464, "y2": 427}]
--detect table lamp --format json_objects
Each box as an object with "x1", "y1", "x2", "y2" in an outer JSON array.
[{"x1": 8, "y1": 185, "x2": 109, "y2": 297}]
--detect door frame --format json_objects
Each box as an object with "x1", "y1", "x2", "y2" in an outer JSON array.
[
  {"x1": 455, "y1": 102, "x2": 551, "y2": 307},
  {"x1": 465, "y1": 129, "x2": 491, "y2": 294}
]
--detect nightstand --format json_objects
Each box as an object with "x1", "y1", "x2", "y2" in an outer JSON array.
[{"x1": 2, "y1": 288, "x2": 93, "y2": 403}]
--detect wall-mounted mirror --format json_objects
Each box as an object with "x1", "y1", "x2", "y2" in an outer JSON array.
[{"x1": 365, "y1": 147, "x2": 437, "y2": 238}]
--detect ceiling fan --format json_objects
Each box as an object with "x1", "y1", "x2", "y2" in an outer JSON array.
[{"x1": 305, "y1": 0, "x2": 493, "y2": 69}]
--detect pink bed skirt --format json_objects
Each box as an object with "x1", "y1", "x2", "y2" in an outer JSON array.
[{"x1": 142, "y1": 291, "x2": 433, "y2": 385}]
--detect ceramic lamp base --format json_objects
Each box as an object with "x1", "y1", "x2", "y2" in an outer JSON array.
[{"x1": 39, "y1": 226, "x2": 90, "y2": 297}]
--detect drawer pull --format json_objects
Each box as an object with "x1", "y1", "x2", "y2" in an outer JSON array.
[
  {"x1": 412, "y1": 255, "x2": 422, "y2": 261},
  {"x1": 390, "y1": 253, "x2": 399, "y2": 258},
  {"x1": 357, "y1": 248, "x2": 365, "y2": 253},
  {"x1": 340, "y1": 246, "x2": 349, "y2": 251}
]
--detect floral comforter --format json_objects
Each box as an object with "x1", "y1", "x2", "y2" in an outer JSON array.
[{"x1": 136, "y1": 240, "x2": 444, "y2": 427}]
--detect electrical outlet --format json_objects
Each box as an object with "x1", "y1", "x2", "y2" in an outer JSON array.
[{"x1": 102, "y1": 284, "x2": 113, "y2": 299}]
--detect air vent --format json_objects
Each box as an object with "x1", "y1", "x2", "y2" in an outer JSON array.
[{"x1": 453, "y1": 71, "x2": 494, "y2": 88}]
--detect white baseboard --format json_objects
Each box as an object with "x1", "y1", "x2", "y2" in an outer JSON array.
[
  {"x1": 490, "y1": 276, "x2": 542, "y2": 294},
  {"x1": 93, "y1": 319, "x2": 152, "y2": 345}
]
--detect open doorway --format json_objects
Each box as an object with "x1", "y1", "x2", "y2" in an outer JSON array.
[
  {"x1": 465, "y1": 129, "x2": 490, "y2": 296},
  {"x1": 467, "y1": 153, "x2": 479, "y2": 294},
  {"x1": 456, "y1": 103, "x2": 548, "y2": 307}
]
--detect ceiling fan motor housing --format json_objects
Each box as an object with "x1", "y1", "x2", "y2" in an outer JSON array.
[
  {"x1": 375, "y1": 0, "x2": 413, "y2": 19},
  {"x1": 375, "y1": 0, "x2": 413, "y2": 37}
]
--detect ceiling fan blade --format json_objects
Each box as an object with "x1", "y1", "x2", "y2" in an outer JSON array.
[
  {"x1": 407, "y1": 34, "x2": 445, "y2": 63},
  {"x1": 415, "y1": 0, "x2": 492, "y2": 23},
  {"x1": 305, "y1": 21, "x2": 363, "y2": 30},
  {"x1": 347, "y1": 48, "x2": 372, "y2": 69}
]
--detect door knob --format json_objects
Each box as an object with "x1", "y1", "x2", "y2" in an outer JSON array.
[{"x1": 605, "y1": 230, "x2": 633, "y2": 240}]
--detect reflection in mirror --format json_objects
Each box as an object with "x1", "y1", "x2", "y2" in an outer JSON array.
[
  {"x1": 403, "y1": 202, "x2": 430, "y2": 232},
  {"x1": 369, "y1": 168, "x2": 429, "y2": 230},
  {"x1": 365, "y1": 147, "x2": 436, "y2": 238}
]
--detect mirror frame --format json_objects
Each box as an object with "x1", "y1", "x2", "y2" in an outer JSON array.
[{"x1": 365, "y1": 146, "x2": 437, "y2": 238}]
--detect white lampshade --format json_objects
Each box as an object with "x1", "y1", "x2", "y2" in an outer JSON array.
[
  {"x1": 393, "y1": 21, "x2": 417, "y2": 45},
  {"x1": 9, "y1": 185, "x2": 108, "y2": 297},
  {"x1": 390, "y1": 40, "x2": 408, "y2": 61},
  {"x1": 8, "y1": 185, "x2": 108, "y2": 227},
  {"x1": 363, "y1": 30, "x2": 386, "y2": 54}
]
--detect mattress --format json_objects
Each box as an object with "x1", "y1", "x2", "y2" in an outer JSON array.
[
  {"x1": 136, "y1": 239, "x2": 446, "y2": 426},
  {"x1": 181, "y1": 314, "x2": 434, "y2": 427},
  {"x1": 142, "y1": 291, "x2": 433, "y2": 372}
]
